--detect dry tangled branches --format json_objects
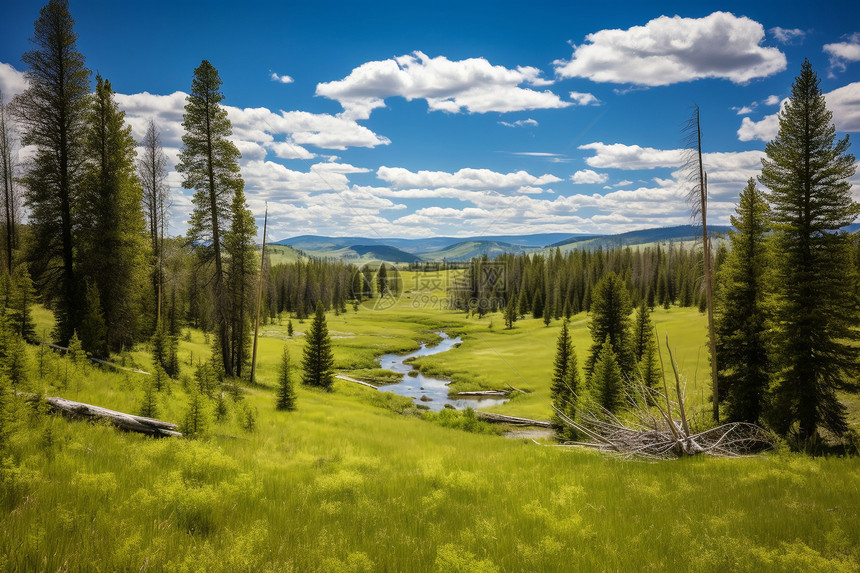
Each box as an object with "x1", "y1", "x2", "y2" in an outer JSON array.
[{"x1": 554, "y1": 335, "x2": 774, "y2": 460}]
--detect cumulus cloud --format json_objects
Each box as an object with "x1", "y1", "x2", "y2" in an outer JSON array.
[
  {"x1": 376, "y1": 166, "x2": 561, "y2": 191},
  {"x1": 824, "y1": 33, "x2": 860, "y2": 75},
  {"x1": 569, "y1": 91, "x2": 600, "y2": 105},
  {"x1": 499, "y1": 118, "x2": 539, "y2": 128},
  {"x1": 764, "y1": 94, "x2": 781, "y2": 106},
  {"x1": 578, "y1": 142, "x2": 684, "y2": 169},
  {"x1": 738, "y1": 82, "x2": 860, "y2": 141},
  {"x1": 733, "y1": 105, "x2": 755, "y2": 115},
  {"x1": 270, "y1": 72, "x2": 294, "y2": 84},
  {"x1": 554, "y1": 12, "x2": 786, "y2": 86},
  {"x1": 769, "y1": 27, "x2": 806, "y2": 45},
  {"x1": 316, "y1": 51, "x2": 570, "y2": 119},
  {"x1": 577, "y1": 141, "x2": 765, "y2": 202},
  {"x1": 571, "y1": 169, "x2": 609, "y2": 184},
  {"x1": 0, "y1": 62, "x2": 28, "y2": 102}
]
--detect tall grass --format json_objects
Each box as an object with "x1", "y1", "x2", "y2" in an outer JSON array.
[{"x1": 2, "y1": 288, "x2": 858, "y2": 571}]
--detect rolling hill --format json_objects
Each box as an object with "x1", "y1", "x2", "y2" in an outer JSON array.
[{"x1": 270, "y1": 226, "x2": 746, "y2": 263}]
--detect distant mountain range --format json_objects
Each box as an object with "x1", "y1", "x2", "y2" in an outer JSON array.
[{"x1": 271, "y1": 225, "x2": 740, "y2": 263}]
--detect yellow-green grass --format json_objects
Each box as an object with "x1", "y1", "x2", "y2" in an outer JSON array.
[
  {"x1": 248, "y1": 270, "x2": 712, "y2": 422},
  {"x1": 2, "y1": 341, "x2": 859, "y2": 572}
]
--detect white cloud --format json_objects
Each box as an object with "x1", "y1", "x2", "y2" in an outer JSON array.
[
  {"x1": 377, "y1": 166, "x2": 561, "y2": 190},
  {"x1": 270, "y1": 72, "x2": 294, "y2": 84},
  {"x1": 499, "y1": 118, "x2": 539, "y2": 128},
  {"x1": 824, "y1": 33, "x2": 860, "y2": 75},
  {"x1": 510, "y1": 151, "x2": 562, "y2": 157},
  {"x1": 0, "y1": 62, "x2": 28, "y2": 102},
  {"x1": 825, "y1": 81, "x2": 860, "y2": 131},
  {"x1": 579, "y1": 142, "x2": 684, "y2": 169},
  {"x1": 569, "y1": 91, "x2": 600, "y2": 106},
  {"x1": 554, "y1": 12, "x2": 786, "y2": 86},
  {"x1": 571, "y1": 169, "x2": 609, "y2": 184},
  {"x1": 769, "y1": 27, "x2": 806, "y2": 45},
  {"x1": 764, "y1": 94, "x2": 781, "y2": 106},
  {"x1": 733, "y1": 105, "x2": 755, "y2": 115},
  {"x1": 316, "y1": 51, "x2": 570, "y2": 119},
  {"x1": 737, "y1": 114, "x2": 780, "y2": 142},
  {"x1": 738, "y1": 82, "x2": 860, "y2": 141}
]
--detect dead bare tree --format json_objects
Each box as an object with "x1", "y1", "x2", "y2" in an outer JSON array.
[
  {"x1": 0, "y1": 90, "x2": 19, "y2": 273},
  {"x1": 138, "y1": 119, "x2": 170, "y2": 324},
  {"x1": 684, "y1": 105, "x2": 719, "y2": 423}
]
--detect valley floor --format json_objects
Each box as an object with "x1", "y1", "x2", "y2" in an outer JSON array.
[{"x1": 2, "y1": 290, "x2": 859, "y2": 571}]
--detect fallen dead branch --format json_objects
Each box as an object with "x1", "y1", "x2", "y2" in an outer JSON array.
[
  {"x1": 18, "y1": 393, "x2": 181, "y2": 437},
  {"x1": 554, "y1": 334, "x2": 773, "y2": 459},
  {"x1": 475, "y1": 411, "x2": 551, "y2": 428},
  {"x1": 335, "y1": 374, "x2": 379, "y2": 389}
]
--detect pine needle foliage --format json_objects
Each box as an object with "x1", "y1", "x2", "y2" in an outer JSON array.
[
  {"x1": 302, "y1": 301, "x2": 334, "y2": 390},
  {"x1": 759, "y1": 60, "x2": 860, "y2": 443}
]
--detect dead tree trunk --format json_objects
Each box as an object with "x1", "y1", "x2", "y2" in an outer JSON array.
[{"x1": 19, "y1": 393, "x2": 181, "y2": 437}]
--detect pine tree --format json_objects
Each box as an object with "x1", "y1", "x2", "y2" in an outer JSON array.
[
  {"x1": 287, "y1": 319, "x2": 294, "y2": 337},
  {"x1": 182, "y1": 388, "x2": 208, "y2": 438},
  {"x1": 586, "y1": 272, "x2": 634, "y2": 381},
  {"x1": 276, "y1": 344, "x2": 297, "y2": 410},
  {"x1": 79, "y1": 75, "x2": 148, "y2": 353},
  {"x1": 503, "y1": 294, "x2": 517, "y2": 329},
  {"x1": 9, "y1": 263, "x2": 36, "y2": 342},
  {"x1": 376, "y1": 263, "x2": 389, "y2": 295},
  {"x1": 302, "y1": 301, "x2": 334, "y2": 390},
  {"x1": 139, "y1": 379, "x2": 159, "y2": 418},
  {"x1": 78, "y1": 282, "x2": 107, "y2": 358},
  {"x1": 551, "y1": 320, "x2": 581, "y2": 438},
  {"x1": 224, "y1": 187, "x2": 257, "y2": 378},
  {"x1": 759, "y1": 60, "x2": 860, "y2": 443},
  {"x1": 12, "y1": 0, "x2": 91, "y2": 344},
  {"x1": 631, "y1": 300, "x2": 652, "y2": 362},
  {"x1": 592, "y1": 337, "x2": 624, "y2": 414},
  {"x1": 178, "y1": 60, "x2": 243, "y2": 378},
  {"x1": 715, "y1": 179, "x2": 771, "y2": 423},
  {"x1": 639, "y1": 330, "x2": 662, "y2": 392}
]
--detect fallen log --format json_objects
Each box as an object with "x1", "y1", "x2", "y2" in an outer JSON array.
[
  {"x1": 475, "y1": 411, "x2": 551, "y2": 428},
  {"x1": 455, "y1": 390, "x2": 509, "y2": 397},
  {"x1": 335, "y1": 374, "x2": 378, "y2": 389},
  {"x1": 18, "y1": 393, "x2": 181, "y2": 437}
]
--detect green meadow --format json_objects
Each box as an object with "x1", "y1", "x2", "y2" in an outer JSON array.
[{"x1": 2, "y1": 271, "x2": 859, "y2": 571}]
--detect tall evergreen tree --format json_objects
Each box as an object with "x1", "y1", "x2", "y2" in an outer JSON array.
[
  {"x1": 586, "y1": 272, "x2": 634, "y2": 381},
  {"x1": 79, "y1": 75, "x2": 148, "y2": 353},
  {"x1": 224, "y1": 187, "x2": 257, "y2": 377},
  {"x1": 178, "y1": 60, "x2": 243, "y2": 376},
  {"x1": 551, "y1": 320, "x2": 581, "y2": 438},
  {"x1": 759, "y1": 60, "x2": 860, "y2": 443},
  {"x1": 639, "y1": 332, "x2": 662, "y2": 392},
  {"x1": 12, "y1": 0, "x2": 90, "y2": 344},
  {"x1": 592, "y1": 337, "x2": 625, "y2": 414},
  {"x1": 276, "y1": 344, "x2": 297, "y2": 411},
  {"x1": 631, "y1": 300, "x2": 652, "y2": 363},
  {"x1": 715, "y1": 179, "x2": 771, "y2": 423},
  {"x1": 503, "y1": 294, "x2": 517, "y2": 329},
  {"x1": 302, "y1": 301, "x2": 334, "y2": 390}
]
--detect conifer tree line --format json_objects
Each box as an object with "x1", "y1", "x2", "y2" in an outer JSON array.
[{"x1": 449, "y1": 239, "x2": 714, "y2": 321}]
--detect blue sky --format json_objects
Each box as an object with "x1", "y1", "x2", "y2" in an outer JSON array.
[{"x1": 1, "y1": 0, "x2": 859, "y2": 240}]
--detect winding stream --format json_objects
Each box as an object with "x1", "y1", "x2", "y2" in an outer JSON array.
[{"x1": 377, "y1": 333, "x2": 509, "y2": 412}]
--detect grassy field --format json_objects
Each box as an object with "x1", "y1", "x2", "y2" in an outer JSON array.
[{"x1": 3, "y1": 274, "x2": 859, "y2": 571}]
